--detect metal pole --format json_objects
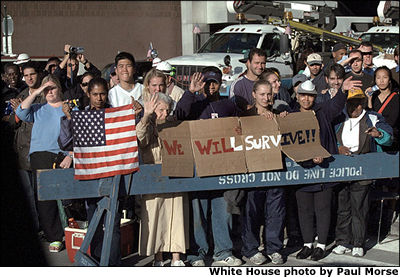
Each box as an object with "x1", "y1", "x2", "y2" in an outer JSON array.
[{"x1": 4, "y1": 5, "x2": 8, "y2": 54}]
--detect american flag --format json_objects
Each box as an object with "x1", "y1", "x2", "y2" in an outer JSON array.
[{"x1": 71, "y1": 104, "x2": 139, "y2": 180}]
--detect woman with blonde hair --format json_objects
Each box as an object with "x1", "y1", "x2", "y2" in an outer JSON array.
[
  {"x1": 142, "y1": 68, "x2": 167, "y2": 102},
  {"x1": 137, "y1": 92, "x2": 189, "y2": 266},
  {"x1": 16, "y1": 74, "x2": 71, "y2": 253}
]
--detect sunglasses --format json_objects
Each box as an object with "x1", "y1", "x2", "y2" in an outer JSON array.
[
  {"x1": 362, "y1": 51, "x2": 373, "y2": 56},
  {"x1": 81, "y1": 82, "x2": 89, "y2": 87},
  {"x1": 110, "y1": 72, "x2": 117, "y2": 77}
]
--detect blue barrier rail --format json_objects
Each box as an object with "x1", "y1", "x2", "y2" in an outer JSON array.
[{"x1": 38, "y1": 152, "x2": 399, "y2": 201}]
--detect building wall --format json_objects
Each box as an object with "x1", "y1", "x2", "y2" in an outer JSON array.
[{"x1": 2, "y1": 1, "x2": 182, "y2": 69}]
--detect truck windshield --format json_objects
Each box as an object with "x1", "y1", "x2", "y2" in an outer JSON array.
[
  {"x1": 358, "y1": 33, "x2": 399, "y2": 49},
  {"x1": 197, "y1": 33, "x2": 261, "y2": 54}
]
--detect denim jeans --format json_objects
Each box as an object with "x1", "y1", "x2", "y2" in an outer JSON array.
[
  {"x1": 18, "y1": 169, "x2": 39, "y2": 232},
  {"x1": 241, "y1": 188, "x2": 285, "y2": 258},
  {"x1": 188, "y1": 190, "x2": 234, "y2": 262}
]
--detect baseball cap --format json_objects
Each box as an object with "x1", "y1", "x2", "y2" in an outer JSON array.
[
  {"x1": 297, "y1": 80, "x2": 317, "y2": 95},
  {"x1": 292, "y1": 74, "x2": 308, "y2": 87},
  {"x1": 203, "y1": 70, "x2": 222, "y2": 84},
  {"x1": 306, "y1": 53, "x2": 323, "y2": 65},
  {"x1": 239, "y1": 49, "x2": 250, "y2": 63},
  {"x1": 332, "y1": 43, "x2": 346, "y2": 53},
  {"x1": 14, "y1": 53, "x2": 31, "y2": 65},
  {"x1": 347, "y1": 87, "x2": 365, "y2": 99}
]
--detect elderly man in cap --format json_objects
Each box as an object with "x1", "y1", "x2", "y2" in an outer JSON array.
[
  {"x1": 156, "y1": 61, "x2": 184, "y2": 103},
  {"x1": 292, "y1": 79, "x2": 346, "y2": 261},
  {"x1": 229, "y1": 48, "x2": 267, "y2": 112},
  {"x1": 305, "y1": 53, "x2": 328, "y2": 94},
  {"x1": 332, "y1": 88, "x2": 392, "y2": 257}
]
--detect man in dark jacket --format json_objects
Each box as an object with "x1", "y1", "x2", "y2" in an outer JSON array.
[
  {"x1": 175, "y1": 67, "x2": 242, "y2": 267},
  {"x1": 8, "y1": 62, "x2": 43, "y2": 232},
  {"x1": 332, "y1": 88, "x2": 392, "y2": 257},
  {"x1": 292, "y1": 79, "x2": 346, "y2": 261}
]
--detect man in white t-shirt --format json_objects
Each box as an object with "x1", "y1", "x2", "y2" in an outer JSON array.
[{"x1": 108, "y1": 52, "x2": 144, "y2": 107}]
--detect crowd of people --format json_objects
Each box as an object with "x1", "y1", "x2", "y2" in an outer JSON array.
[{"x1": 1, "y1": 41, "x2": 399, "y2": 266}]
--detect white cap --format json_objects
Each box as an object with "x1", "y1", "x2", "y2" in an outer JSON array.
[
  {"x1": 156, "y1": 61, "x2": 173, "y2": 73},
  {"x1": 297, "y1": 80, "x2": 317, "y2": 95},
  {"x1": 152, "y1": 57, "x2": 162, "y2": 67},
  {"x1": 14, "y1": 53, "x2": 31, "y2": 65}
]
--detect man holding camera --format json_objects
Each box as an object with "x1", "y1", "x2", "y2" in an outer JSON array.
[{"x1": 54, "y1": 44, "x2": 101, "y2": 92}]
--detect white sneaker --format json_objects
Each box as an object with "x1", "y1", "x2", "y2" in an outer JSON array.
[
  {"x1": 191, "y1": 259, "x2": 205, "y2": 267},
  {"x1": 267, "y1": 252, "x2": 284, "y2": 265},
  {"x1": 212, "y1": 256, "x2": 242, "y2": 266},
  {"x1": 249, "y1": 252, "x2": 267, "y2": 265},
  {"x1": 332, "y1": 245, "x2": 351, "y2": 255},
  {"x1": 153, "y1": 260, "x2": 165, "y2": 267},
  {"x1": 352, "y1": 247, "x2": 364, "y2": 257},
  {"x1": 171, "y1": 260, "x2": 186, "y2": 266}
]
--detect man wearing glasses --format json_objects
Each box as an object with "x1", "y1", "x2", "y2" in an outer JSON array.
[
  {"x1": 358, "y1": 41, "x2": 376, "y2": 77},
  {"x1": 344, "y1": 49, "x2": 374, "y2": 92}
]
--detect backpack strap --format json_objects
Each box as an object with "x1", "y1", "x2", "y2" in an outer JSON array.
[{"x1": 378, "y1": 92, "x2": 396, "y2": 114}]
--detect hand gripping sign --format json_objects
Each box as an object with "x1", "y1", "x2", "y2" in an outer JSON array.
[{"x1": 158, "y1": 111, "x2": 330, "y2": 177}]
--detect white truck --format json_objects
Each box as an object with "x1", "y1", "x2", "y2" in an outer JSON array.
[
  {"x1": 166, "y1": 24, "x2": 292, "y2": 96},
  {"x1": 165, "y1": 1, "x2": 340, "y2": 96}
]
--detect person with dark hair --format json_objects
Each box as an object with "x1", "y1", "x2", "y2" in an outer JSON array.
[
  {"x1": 358, "y1": 41, "x2": 376, "y2": 76},
  {"x1": 317, "y1": 63, "x2": 362, "y2": 104},
  {"x1": 44, "y1": 57, "x2": 61, "y2": 75},
  {"x1": 1, "y1": 63, "x2": 26, "y2": 121},
  {"x1": 344, "y1": 49, "x2": 374, "y2": 93},
  {"x1": 366, "y1": 66, "x2": 399, "y2": 151},
  {"x1": 54, "y1": 44, "x2": 101, "y2": 92},
  {"x1": 175, "y1": 68, "x2": 242, "y2": 267},
  {"x1": 58, "y1": 77, "x2": 122, "y2": 265},
  {"x1": 229, "y1": 48, "x2": 267, "y2": 111},
  {"x1": 63, "y1": 71, "x2": 96, "y2": 109},
  {"x1": 332, "y1": 88, "x2": 392, "y2": 257},
  {"x1": 323, "y1": 43, "x2": 348, "y2": 76},
  {"x1": 7, "y1": 61, "x2": 43, "y2": 234},
  {"x1": 108, "y1": 51, "x2": 143, "y2": 107}
]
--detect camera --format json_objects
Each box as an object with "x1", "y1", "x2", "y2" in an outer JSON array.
[{"x1": 69, "y1": 46, "x2": 85, "y2": 54}]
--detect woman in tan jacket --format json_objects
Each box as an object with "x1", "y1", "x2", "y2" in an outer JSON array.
[{"x1": 137, "y1": 92, "x2": 189, "y2": 266}]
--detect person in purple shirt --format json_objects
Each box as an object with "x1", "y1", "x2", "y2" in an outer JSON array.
[{"x1": 229, "y1": 48, "x2": 267, "y2": 112}]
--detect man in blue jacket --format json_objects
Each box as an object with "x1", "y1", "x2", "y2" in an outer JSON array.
[
  {"x1": 332, "y1": 88, "x2": 392, "y2": 257},
  {"x1": 175, "y1": 67, "x2": 242, "y2": 266}
]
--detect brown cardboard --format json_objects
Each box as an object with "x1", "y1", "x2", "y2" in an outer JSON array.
[
  {"x1": 189, "y1": 117, "x2": 247, "y2": 177},
  {"x1": 276, "y1": 111, "x2": 331, "y2": 162},
  {"x1": 239, "y1": 116, "x2": 283, "y2": 172},
  {"x1": 157, "y1": 120, "x2": 194, "y2": 177}
]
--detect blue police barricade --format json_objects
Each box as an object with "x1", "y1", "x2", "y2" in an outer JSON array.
[{"x1": 37, "y1": 152, "x2": 399, "y2": 266}]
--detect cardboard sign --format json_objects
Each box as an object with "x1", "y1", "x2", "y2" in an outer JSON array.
[
  {"x1": 189, "y1": 117, "x2": 247, "y2": 177},
  {"x1": 239, "y1": 116, "x2": 283, "y2": 172},
  {"x1": 158, "y1": 120, "x2": 194, "y2": 177},
  {"x1": 276, "y1": 111, "x2": 331, "y2": 162}
]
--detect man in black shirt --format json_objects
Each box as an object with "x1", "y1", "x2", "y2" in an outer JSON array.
[{"x1": 344, "y1": 49, "x2": 374, "y2": 93}]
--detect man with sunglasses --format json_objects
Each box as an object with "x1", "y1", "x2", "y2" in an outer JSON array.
[
  {"x1": 344, "y1": 49, "x2": 374, "y2": 92},
  {"x1": 358, "y1": 41, "x2": 376, "y2": 77}
]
